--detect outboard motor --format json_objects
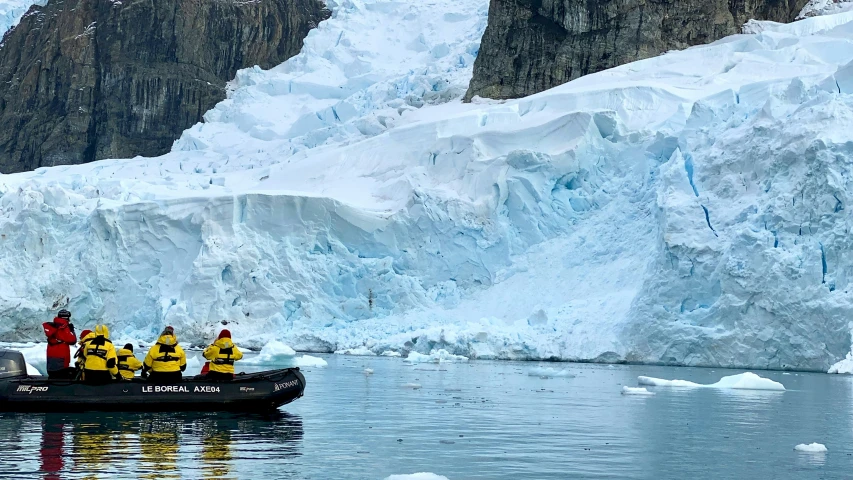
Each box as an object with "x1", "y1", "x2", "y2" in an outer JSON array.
[{"x1": 0, "y1": 350, "x2": 28, "y2": 380}]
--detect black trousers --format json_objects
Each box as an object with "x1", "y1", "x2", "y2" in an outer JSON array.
[
  {"x1": 83, "y1": 370, "x2": 114, "y2": 384},
  {"x1": 148, "y1": 371, "x2": 183, "y2": 383},
  {"x1": 205, "y1": 371, "x2": 234, "y2": 381},
  {"x1": 47, "y1": 368, "x2": 77, "y2": 380}
]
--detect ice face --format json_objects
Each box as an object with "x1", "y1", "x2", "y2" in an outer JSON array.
[{"x1": 2, "y1": 2, "x2": 853, "y2": 370}]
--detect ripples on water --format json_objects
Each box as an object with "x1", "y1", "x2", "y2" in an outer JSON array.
[{"x1": 1, "y1": 356, "x2": 853, "y2": 479}]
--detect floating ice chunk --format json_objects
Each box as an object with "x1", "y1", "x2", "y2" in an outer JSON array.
[
  {"x1": 528, "y1": 367, "x2": 576, "y2": 378},
  {"x1": 622, "y1": 386, "x2": 655, "y2": 395},
  {"x1": 25, "y1": 362, "x2": 40, "y2": 376},
  {"x1": 335, "y1": 346, "x2": 376, "y2": 356},
  {"x1": 404, "y1": 349, "x2": 468, "y2": 364},
  {"x1": 363, "y1": 368, "x2": 374, "y2": 375},
  {"x1": 638, "y1": 372, "x2": 785, "y2": 391},
  {"x1": 794, "y1": 443, "x2": 827, "y2": 453},
  {"x1": 186, "y1": 354, "x2": 202, "y2": 374},
  {"x1": 385, "y1": 474, "x2": 449, "y2": 480},
  {"x1": 381, "y1": 351, "x2": 402, "y2": 357},
  {"x1": 242, "y1": 340, "x2": 297, "y2": 366},
  {"x1": 402, "y1": 382, "x2": 422, "y2": 389},
  {"x1": 292, "y1": 355, "x2": 328, "y2": 368},
  {"x1": 17, "y1": 343, "x2": 46, "y2": 376},
  {"x1": 828, "y1": 352, "x2": 853, "y2": 374}
]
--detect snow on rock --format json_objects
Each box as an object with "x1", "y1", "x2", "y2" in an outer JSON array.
[
  {"x1": 528, "y1": 367, "x2": 576, "y2": 378},
  {"x1": 794, "y1": 443, "x2": 828, "y2": 453},
  {"x1": 798, "y1": 0, "x2": 853, "y2": 18},
  {"x1": 4, "y1": 2, "x2": 853, "y2": 370},
  {"x1": 638, "y1": 373, "x2": 785, "y2": 391},
  {"x1": 385, "y1": 474, "x2": 449, "y2": 480},
  {"x1": 621, "y1": 386, "x2": 654, "y2": 395},
  {"x1": 404, "y1": 350, "x2": 468, "y2": 364},
  {"x1": 335, "y1": 346, "x2": 376, "y2": 356}
]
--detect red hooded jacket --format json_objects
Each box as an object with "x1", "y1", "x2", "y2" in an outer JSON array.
[{"x1": 42, "y1": 318, "x2": 77, "y2": 371}]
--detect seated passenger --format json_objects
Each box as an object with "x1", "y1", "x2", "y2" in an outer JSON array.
[
  {"x1": 73, "y1": 329, "x2": 94, "y2": 378},
  {"x1": 117, "y1": 343, "x2": 143, "y2": 380},
  {"x1": 202, "y1": 329, "x2": 243, "y2": 381},
  {"x1": 142, "y1": 326, "x2": 187, "y2": 383},
  {"x1": 82, "y1": 325, "x2": 119, "y2": 384}
]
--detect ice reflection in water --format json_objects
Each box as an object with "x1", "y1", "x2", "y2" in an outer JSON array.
[{"x1": 1, "y1": 357, "x2": 853, "y2": 479}]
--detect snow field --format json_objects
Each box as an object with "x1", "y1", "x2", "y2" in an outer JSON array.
[
  {"x1": 637, "y1": 372, "x2": 785, "y2": 391},
  {"x1": 2, "y1": 2, "x2": 853, "y2": 370}
]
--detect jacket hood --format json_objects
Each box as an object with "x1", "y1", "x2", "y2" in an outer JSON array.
[
  {"x1": 217, "y1": 329, "x2": 231, "y2": 340},
  {"x1": 117, "y1": 347, "x2": 134, "y2": 356},
  {"x1": 94, "y1": 324, "x2": 110, "y2": 339},
  {"x1": 213, "y1": 337, "x2": 234, "y2": 349},
  {"x1": 157, "y1": 334, "x2": 178, "y2": 346},
  {"x1": 80, "y1": 331, "x2": 96, "y2": 343}
]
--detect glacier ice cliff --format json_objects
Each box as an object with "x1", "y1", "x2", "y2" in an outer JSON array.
[{"x1": 1, "y1": 0, "x2": 853, "y2": 370}]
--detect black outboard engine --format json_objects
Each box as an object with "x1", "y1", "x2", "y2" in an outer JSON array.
[{"x1": 0, "y1": 350, "x2": 28, "y2": 380}]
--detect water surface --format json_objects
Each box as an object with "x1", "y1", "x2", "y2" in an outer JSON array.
[{"x1": 1, "y1": 356, "x2": 851, "y2": 479}]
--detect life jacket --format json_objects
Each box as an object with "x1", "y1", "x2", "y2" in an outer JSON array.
[
  {"x1": 202, "y1": 338, "x2": 244, "y2": 374},
  {"x1": 74, "y1": 330, "x2": 96, "y2": 370},
  {"x1": 82, "y1": 325, "x2": 118, "y2": 377},
  {"x1": 143, "y1": 333, "x2": 187, "y2": 373},
  {"x1": 42, "y1": 317, "x2": 77, "y2": 371},
  {"x1": 117, "y1": 348, "x2": 143, "y2": 379}
]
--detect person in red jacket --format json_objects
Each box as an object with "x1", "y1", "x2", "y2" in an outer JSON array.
[{"x1": 43, "y1": 309, "x2": 78, "y2": 379}]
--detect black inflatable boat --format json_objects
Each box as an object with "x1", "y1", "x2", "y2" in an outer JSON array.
[{"x1": 0, "y1": 349, "x2": 305, "y2": 412}]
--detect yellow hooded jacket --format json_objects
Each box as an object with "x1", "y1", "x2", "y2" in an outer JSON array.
[
  {"x1": 74, "y1": 330, "x2": 96, "y2": 370},
  {"x1": 83, "y1": 325, "x2": 119, "y2": 377},
  {"x1": 144, "y1": 333, "x2": 187, "y2": 373},
  {"x1": 202, "y1": 338, "x2": 244, "y2": 374},
  {"x1": 117, "y1": 348, "x2": 143, "y2": 379}
]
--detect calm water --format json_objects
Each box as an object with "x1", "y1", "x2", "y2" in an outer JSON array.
[{"x1": 1, "y1": 355, "x2": 852, "y2": 479}]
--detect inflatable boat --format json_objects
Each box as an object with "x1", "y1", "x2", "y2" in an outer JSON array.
[{"x1": 0, "y1": 349, "x2": 305, "y2": 412}]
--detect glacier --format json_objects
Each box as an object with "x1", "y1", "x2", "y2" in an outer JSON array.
[{"x1": 2, "y1": 0, "x2": 853, "y2": 370}]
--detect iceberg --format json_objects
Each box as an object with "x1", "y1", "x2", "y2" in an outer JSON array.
[
  {"x1": 794, "y1": 443, "x2": 828, "y2": 453},
  {"x1": 1, "y1": 0, "x2": 853, "y2": 371},
  {"x1": 637, "y1": 372, "x2": 785, "y2": 391}
]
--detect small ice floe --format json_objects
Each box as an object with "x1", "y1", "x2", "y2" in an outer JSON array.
[
  {"x1": 528, "y1": 367, "x2": 576, "y2": 378},
  {"x1": 621, "y1": 386, "x2": 654, "y2": 396},
  {"x1": 292, "y1": 355, "x2": 328, "y2": 368},
  {"x1": 637, "y1": 372, "x2": 784, "y2": 391},
  {"x1": 385, "y1": 474, "x2": 449, "y2": 480},
  {"x1": 828, "y1": 352, "x2": 853, "y2": 374},
  {"x1": 794, "y1": 443, "x2": 827, "y2": 453},
  {"x1": 242, "y1": 340, "x2": 297, "y2": 366},
  {"x1": 363, "y1": 368, "x2": 374, "y2": 375},
  {"x1": 404, "y1": 349, "x2": 468, "y2": 364},
  {"x1": 335, "y1": 346, "x2": 376, "y2": 356},
  {"x1": 402, "y1": 383, "x2": 422, "y2": 389},
  {"x1": 381, "y1": 350, "x2": 402, "y2": 357}
]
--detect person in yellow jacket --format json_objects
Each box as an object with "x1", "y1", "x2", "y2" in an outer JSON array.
[
  {"x1": 117, "y1": 343, "x2": 143, "y2": 379},
  {"x1": 82, "y1": 324, "x2": 119, "y2": 383},
  {"x1": 142, "y1": 326, "x2": 187, "y2": 383},
  {"x1": 73, "y1": 329, "x2": 95, "y2": 376},
  {"x1": 202, "y1": 329, "x2": 243, "y2": 380}
]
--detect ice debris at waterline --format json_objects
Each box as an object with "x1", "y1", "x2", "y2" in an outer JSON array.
[
  {"x1": 621, "y1": 386, "x2": 655, "y2": 396},
  {"x1": 828, "y1": 353, "x2": 853, "y2": 374},
  {"x1": 795, "y1": 443, "x2": 828, "y2": 453},
  {"x1": 637, "y1": 373, "x2": 785, "y2": 391},
  {"x1": 385, "y1": 474, "x2": 449, "y2": 480},
  {"x1": 363, "y1": 368, "x2": 374, "y2": 375},
  {"x1": 335, "y1": 346, "x2": 376, "y2": 356},
  {"x1": 402, "y1": 383, "x2": 422, "y2": 389},
  {"x1": 240, "y1": 340, "x2": 327, "y2": 368},
  {"x1": 404, "y1": 350, "x2": 468, "y2": 364},
  {"x1": 5, "y1": 1, "x2": 853, "y2": 371},
  {"x1": 528, "y1": 367, "x2": 576, "y2": 378}
]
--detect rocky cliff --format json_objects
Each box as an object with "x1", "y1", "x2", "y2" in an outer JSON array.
[
  {"x1": 465, "y1": 0, "x2": 809, "y2": 100},
  {"x1": 0, "y1": 0, "x2": 330, "y2": 173}
]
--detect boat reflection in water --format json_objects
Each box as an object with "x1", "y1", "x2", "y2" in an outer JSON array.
[{"x1": 0, "y1": 411, "x2": 303, "y2": 478}]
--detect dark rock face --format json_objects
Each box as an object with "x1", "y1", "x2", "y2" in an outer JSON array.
[
  {"x1": 466, "y1": 0, "x2": 809, "y2": 100},
  {"x1": 0, "y1": 0, "x2": 330, "y2": 173}
]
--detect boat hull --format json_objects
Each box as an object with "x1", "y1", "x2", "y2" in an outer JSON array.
[{"x1": 0, "y1": 368, "x2": 305, "y2": 413}]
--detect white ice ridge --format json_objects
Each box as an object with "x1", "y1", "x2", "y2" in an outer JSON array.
[
  {"x1": 385, "y1": 474, "x2": 449, "y2": 480},
  {"x1": 4, "y1": 2, "x2": 853, "y2": 369},
  {"x1": 794, "y1": 443, "x2": 828, "y2": 453},
  {"x1": 637, "y1": 373, "x2": 785, "y2": 391}
]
